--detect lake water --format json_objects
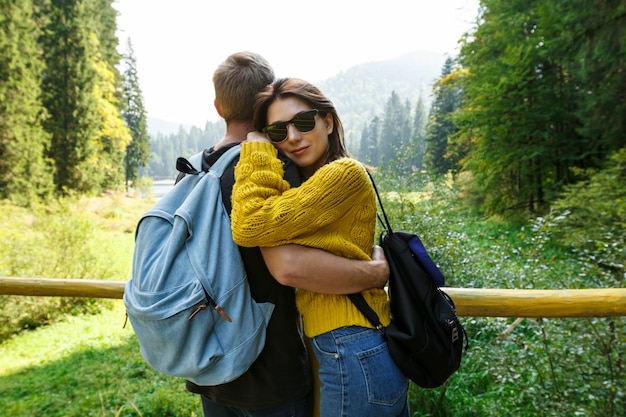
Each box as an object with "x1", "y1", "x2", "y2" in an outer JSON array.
[{"x1": 152, "y1": 182, "x2": 175, "y2": 198}]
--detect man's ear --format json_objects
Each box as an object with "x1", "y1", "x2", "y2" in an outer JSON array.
[{"x1": 214, "y1": 99, "x2": 224, "y2": 118}]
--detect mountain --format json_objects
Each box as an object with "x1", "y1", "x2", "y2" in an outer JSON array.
[
  {"x1": 317, "y1": 50, "x2": 447, "y2": 146},
  {"x1": 147, "y1": 118, "x2": 192, "y2": 136},
  {"x1": 147, "y1": 50, "x2": 448, "y2": 144}
]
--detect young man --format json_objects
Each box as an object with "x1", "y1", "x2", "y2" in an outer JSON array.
[{"x1": 184, "y1": 51, "x2": 389, "y2": 417}]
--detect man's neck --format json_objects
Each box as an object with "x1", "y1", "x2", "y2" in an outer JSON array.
[{"x1": 214, "y1": 120, "x2": 254, "y2": 149}]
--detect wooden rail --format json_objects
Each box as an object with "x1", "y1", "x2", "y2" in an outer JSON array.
[{"x1": 1, "y1": 277, "x2": 625, "y2": 318}]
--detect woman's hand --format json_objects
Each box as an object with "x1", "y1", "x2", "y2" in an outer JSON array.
[{"x1": 246, "y1": 131, "x2": 272, "y2": 143}]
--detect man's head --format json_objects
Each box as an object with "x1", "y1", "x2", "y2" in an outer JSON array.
[{"x1": 213, "y1": 51, "x2": 274, "y2": 123}]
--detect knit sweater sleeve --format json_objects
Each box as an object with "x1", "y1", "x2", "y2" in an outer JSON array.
[{"x1": 231, "y1": 141, "x2": 375, "y2": 257}]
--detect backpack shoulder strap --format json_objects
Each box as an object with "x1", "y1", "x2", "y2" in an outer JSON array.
[
  {"x1": 175, "y1": 145, "x2": 241, "y2": 177},
  {"x1": 187, "y1": 151, "x2": 204, "y2": 172},
  {"x1": 208, "y1": 145, "x2": 241, "y2": 177},
  {"x1": 366, "y1": 170, "x2": 393, "y2": 234},
  {"x1": 348, "y1": 293, "x2": 383, "y2": 329}
]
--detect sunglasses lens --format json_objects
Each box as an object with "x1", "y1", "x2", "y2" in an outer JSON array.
[
  {"x1": 293, "y1": 112, "x2": 317, "y2": 133},
  {"x1": 263, "y1": 110, "x2": 318, "y2": 143},
  {"x1": 264, "y1": 125, "x2": 287, "y2": 142}
]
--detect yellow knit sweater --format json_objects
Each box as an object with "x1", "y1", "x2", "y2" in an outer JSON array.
[{"x1": 231, "y1": 141, "x2": 390, "y2": 337}]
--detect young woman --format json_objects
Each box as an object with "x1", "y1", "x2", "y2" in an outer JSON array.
[{"x1": 231, "y1": 78, "x2": 409, "y2": 417}]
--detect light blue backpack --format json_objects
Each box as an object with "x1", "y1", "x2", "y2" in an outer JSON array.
[{"x1": 124, "y1": 145, "x2": 275, "y2": 386}]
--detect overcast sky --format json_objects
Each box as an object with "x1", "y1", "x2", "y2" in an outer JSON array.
[{"x1": 114, "y1": 0, "x2": 479, "y2": 127}]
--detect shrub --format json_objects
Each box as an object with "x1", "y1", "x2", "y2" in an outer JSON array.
[
  {"x1": 377, "y1": 167, "x2": 625, "y2": 416},
  {"x1": 0, "y1": 195, "x2": 146, "y2": 342}
]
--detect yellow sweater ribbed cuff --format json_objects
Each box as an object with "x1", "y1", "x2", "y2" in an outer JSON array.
[{"x1": 240, "y1": 140, "x2": 277, "y2": 158}]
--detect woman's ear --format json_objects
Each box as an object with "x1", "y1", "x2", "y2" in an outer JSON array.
[{"x1": 324, "y1": 113, "x2": 334, "y2": 135}]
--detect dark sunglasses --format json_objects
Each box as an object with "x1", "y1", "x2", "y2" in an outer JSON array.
[{"x1": 262, "y1": 109, "x2": 319, "y2": 143}]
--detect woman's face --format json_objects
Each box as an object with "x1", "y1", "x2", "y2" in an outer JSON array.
[{"x1": 266, "y1": 97, "x2": 333, "y2": 178}]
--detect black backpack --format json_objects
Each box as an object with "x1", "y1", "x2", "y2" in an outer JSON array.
[{"x1": 349, "y1": 175, "x2": 469, "y2": 388}]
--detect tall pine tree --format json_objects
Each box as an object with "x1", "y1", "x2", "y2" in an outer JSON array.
[
  {"x1": 544, "y1": 0, "x2": 626, "y2": 158},
  {"x1": 122, "y1": 39, "x2": 150, "y2": 188},
  {"x1": 90, "y1": 32, "x2": 132, "y2": 191},
  {"x1": 38, "y1": 0, "x2": 101, "y2": 194},
  {"x1": 358, "y1": 116, "x2": 381, "y2": 165},
  {"x1": 424, "y1": 57, "x2": 461, "y2": 177},
  {"x1": 0, "y1": 0, "x2": 54, "y2": 204},
  {"x1": 405, "y1": 96, "x2": 427, "y2": 171},
  {"x1": 456, "y1": 0, "x2": 584, "y2": 213},
  {"x1": 379, "y1": 91, "x2": 412, "y2": 169}
]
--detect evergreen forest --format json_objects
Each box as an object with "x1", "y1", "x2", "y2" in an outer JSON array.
[
  {"x1": 1, "y1": 1, "x2": 626, "y2": 416},
  {"x1": 3, "y1": 0, "x2": 623, "y2": 219},
  {"x1": 1, "y1": 0, "x2": 149, "y2": 205}
]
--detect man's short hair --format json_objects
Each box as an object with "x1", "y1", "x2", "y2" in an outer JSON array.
[{"x1": 213, "y1": 51, "x2": 275, "y2": 123}]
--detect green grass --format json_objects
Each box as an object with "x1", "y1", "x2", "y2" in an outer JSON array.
[
  {"x1": 0, "y1": 194, "x2": 203, "y2": 416},
  {"x1": 0, "y1": 194, "x2": 152, "y2": 342},
  {"x1": 0, "y1": 302, "x2": 202, "y2": 417},
  {"x1": 0, "y1": 180, "x2": 624, "y2": 416}
]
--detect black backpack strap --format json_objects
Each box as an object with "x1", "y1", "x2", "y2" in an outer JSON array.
[
  {"x1": 347, "y1": 170, "x2": 391, "y2": 330},
  {"x1": 349, "y1": 293, "x2": 383, "y2": 329},
  {"x1": 366, "y1": 170, "x2": 393, "y2": 234}
]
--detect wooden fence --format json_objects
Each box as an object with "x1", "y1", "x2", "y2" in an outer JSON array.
[{"x1": 1, "y1": 277, "x2": 625, "y2": 318}]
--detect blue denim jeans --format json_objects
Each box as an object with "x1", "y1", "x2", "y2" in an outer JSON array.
[
  {"x1": 200, "y1": 393, "x2": 313, "y2": 417},
  {"x1": 311, "y1": 326, "x2": 410, "y2": 417}
]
